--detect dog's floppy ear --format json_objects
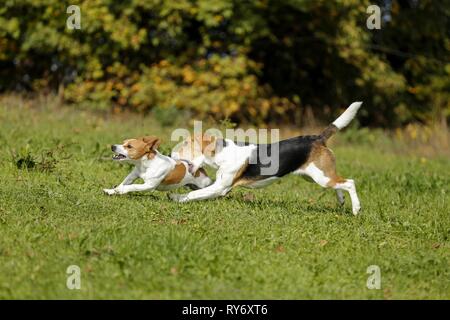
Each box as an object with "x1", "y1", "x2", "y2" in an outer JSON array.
[{"x1": 142, "y1": 136, "x2": 161, "y2": 152}]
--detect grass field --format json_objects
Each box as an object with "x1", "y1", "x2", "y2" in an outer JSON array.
[{"x1": 0, "y1": 98, "x2": 449, "y2": 299}]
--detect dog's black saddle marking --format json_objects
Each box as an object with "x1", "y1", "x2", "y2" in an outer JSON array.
[{"x1": 241, "y1": 135, "x2": 320, "y2": 179}]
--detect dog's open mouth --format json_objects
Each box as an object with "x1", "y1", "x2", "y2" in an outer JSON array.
[{"x1": 112, "y1": 153, "x2": 127, "y2": 160}]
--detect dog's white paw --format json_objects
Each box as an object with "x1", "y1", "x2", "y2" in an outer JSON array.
[
  {"x1": 103, "y1": 188, "x2": 116, "y2": 195},
  {"x1": 168, "y1": 193, "x2": 189, "y2": 203},
  {"x1": 352, "y1": 205, "x2": 361, "y2": 215}
]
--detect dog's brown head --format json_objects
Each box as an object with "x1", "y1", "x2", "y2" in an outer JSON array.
[
  {"x1": 171, "y1": 134, "x2": 217, "y2": 162},
  {"x1": 111, "y1": 136, "x2": 161, "y2": 161}
]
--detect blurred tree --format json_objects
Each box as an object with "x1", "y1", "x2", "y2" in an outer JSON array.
[{"x1": 0, "y1": 0, "x2": 448, "y2": 126}]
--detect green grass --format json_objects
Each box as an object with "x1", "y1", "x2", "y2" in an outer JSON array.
[{"x1": 0, "y1": 100, "x2": 449, "y2": 299}]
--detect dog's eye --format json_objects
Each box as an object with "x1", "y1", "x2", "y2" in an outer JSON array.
[{"x1": 126, "y1": 144, "x2": 132, "y2": 148}]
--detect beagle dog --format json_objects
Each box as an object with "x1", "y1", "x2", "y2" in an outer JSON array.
[
  {"x1": 103, "y1": 136, "x2": 212, "y2": 196},
  {"x1": 170, "y1": 102, "x2": 362, "y2": 215}
]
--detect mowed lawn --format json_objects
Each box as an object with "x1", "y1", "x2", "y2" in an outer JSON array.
[{"x1": 0, "y1": 100, "x2": 449, "y2": 299}]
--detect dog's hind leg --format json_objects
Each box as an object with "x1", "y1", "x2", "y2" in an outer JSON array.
[
  {"x1": 333, "y1": 179, "x2": 360, "y2": 215},
  {"x1": 297, "y1": 144, "x2": 360, "y2": 215},
  {"x1": 336, "y1": 189, "x2": 345, "y2": 206}
]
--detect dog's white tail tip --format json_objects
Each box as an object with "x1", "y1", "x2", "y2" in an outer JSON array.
[
  {"x1": 332, "y1": 101, "x2": 363, "y2": 130},
  {"x1": 351, "y1": 101, "x2": 363, "y2": 107}
]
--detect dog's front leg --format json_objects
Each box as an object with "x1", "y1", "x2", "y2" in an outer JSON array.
[
  {"x1": 103, "y1": 168, "x2": 139, "y2": 195},
  {"x1": 113, "y1": 179, "x2": 161, "y2": 195},
  {"x1": 169, "y1": 171, "x2": 233, "y2": 202},
  {"x1": 169, "y1": 182, "x2": 230, "y2": 202},
  {"x1": 119, "y1": 168, "x2": 139, "y2": 186}
]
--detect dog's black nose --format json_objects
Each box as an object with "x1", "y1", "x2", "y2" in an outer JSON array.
[{"x1": 111, "y1": 145, "x2": 116, "y2": 152}]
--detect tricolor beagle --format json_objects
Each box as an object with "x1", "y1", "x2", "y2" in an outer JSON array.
[
  {"x1": 170, "y1": 102, "x2": 362, "y2": 215},
  {"x1": 103, "y1": 136, "x2": 212, "y2": 196}
]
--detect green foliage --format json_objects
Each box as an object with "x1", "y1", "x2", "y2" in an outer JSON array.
[
  {"x1": 152, "y1": 105, "x2": 182, "y2": 128},
  {"x1": 10, "y1": 141, "x2": 72, "y2": 172},
  {"x1": 0, "y1": 0, "x2": 448, "y2": 126}
]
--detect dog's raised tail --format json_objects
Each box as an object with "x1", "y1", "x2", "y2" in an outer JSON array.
[{"x1": 319, "y1": 101, "x2": 363, "y2": 141}]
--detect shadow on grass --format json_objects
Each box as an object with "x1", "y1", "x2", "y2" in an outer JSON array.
[
  {"x1": 122, "y1": 193, "x2": 160, "y2": 200},
  {"x1": 226, "y1": 195, "x2": 351, "y2": 216},
  {"x1": 110, "y1": 189, "x2": 354, "y2": 216}
]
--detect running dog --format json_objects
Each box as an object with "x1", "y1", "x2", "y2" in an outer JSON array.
[
  {"x1": 103, "y1": 136, "x2": 212, "y2": 195},
  {"x1": 170, "y1": 102, "x2": 362, "y2": 214}
]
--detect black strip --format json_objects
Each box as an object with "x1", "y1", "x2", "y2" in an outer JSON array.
[{"x1": 0, "y1": 300, "x2": 445, "y2": 318}]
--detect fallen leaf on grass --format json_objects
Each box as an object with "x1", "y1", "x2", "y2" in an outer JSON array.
[
  {"x1": 319, "y1": 240, "x2": 328, "y2": 247},
  {"x1": 242, "y1": 193, "x2": 255, "y2": 202},
  {"x1": 171, "y1": 219, "x2": 188, "y2": 225}
]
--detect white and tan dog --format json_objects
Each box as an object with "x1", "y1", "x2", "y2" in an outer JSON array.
[
  {"x1": 170, "y1": 102, "x2": 362, "y2": 214},
  {"x1": 103, "y1": 136, "x2": 212, "y2": 195}
]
